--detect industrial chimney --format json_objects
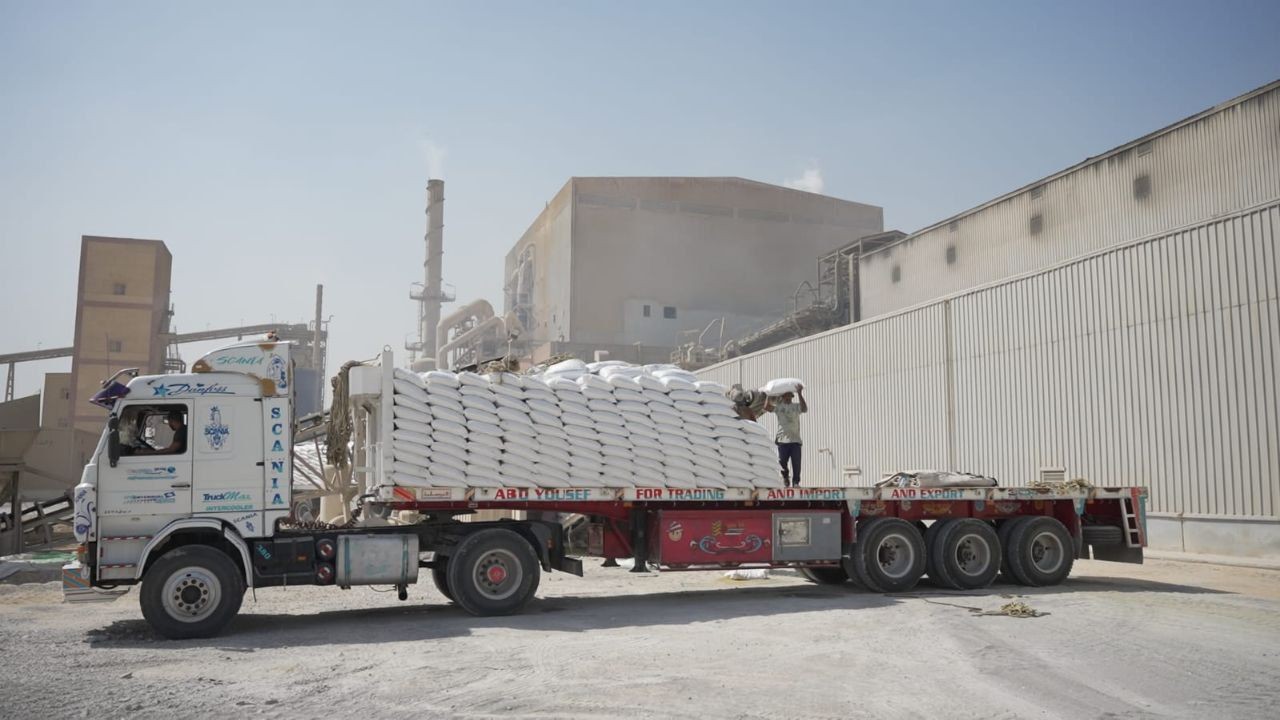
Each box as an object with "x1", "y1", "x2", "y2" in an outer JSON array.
[{"x1": 408, "y1": 179, "x2": 450, "y2": 371}]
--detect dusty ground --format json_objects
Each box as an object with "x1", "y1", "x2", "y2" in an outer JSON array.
[{"x1": 2, "y1": 559, "x2": 1279, "y2": 719}]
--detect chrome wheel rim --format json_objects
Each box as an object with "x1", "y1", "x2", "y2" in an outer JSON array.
[
  {"x1": 954, "y1": 533, "x2": 993, "y2": 577},
  {"x1": 474, "y1": 549, "x2": 522, "y2": 601},
  {"x1": 162, "y1": 565, "x2": 222, "y2": 623},
  {"x1": 1030, "y1": 531, "x2": 1065, "y2": 574},
  {"x1": 876, "y1": 533, "x2": 915, "y2": 579}
]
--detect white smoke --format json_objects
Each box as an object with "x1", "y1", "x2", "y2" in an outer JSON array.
[
  {"x1": 784, "y1": 166, "x2": 824, "y2": 194},
  {"x1": 418, "y1": 136, "x2": 447, "y2": 180}
]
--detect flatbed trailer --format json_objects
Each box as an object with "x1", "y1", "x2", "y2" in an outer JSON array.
[{"x1": 62, "y1": 343, "x2": 1147, "y2": 639}]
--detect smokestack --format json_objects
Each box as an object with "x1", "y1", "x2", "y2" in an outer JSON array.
[{"x1": 423, "y1": 180, "x2": 445, "y2": 361}]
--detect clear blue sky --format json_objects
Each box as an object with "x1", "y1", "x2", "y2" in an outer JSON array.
[{"x1": 1, "y1": 1, "x2": 1277, "y2": 397}]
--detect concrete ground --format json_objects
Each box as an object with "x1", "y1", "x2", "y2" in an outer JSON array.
[{"x1": 2, "y1": 558, "x2": 1278, "y2": 719}]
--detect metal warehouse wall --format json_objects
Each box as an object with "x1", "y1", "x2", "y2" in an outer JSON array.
[
  {"x1": 860, "y1": 81, "x2": 1280, "y2": 320},
  {"x1": 700, "y1": 201, "x2": 1280, "y2": 556}
]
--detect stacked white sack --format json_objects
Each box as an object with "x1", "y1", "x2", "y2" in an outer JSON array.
[{"x1": 386, "y1": 359, "x2": 783, "y2": 491}]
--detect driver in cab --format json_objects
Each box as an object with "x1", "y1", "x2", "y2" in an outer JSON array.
[{"x1": 129, "y1": 410, "x2": 188, "y2": 455}]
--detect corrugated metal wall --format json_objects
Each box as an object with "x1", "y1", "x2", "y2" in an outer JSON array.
[
  {"x1": 700, "y1": 201, "x2": 1279, "y2": 518},
  {"x1": 861, "y1": 82, "x2": 1280, "y2": 319}
]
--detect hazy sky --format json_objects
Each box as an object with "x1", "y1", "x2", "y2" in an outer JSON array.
[{"x1": 1, "y1": 1, "x2": 1277, "y2": 398}]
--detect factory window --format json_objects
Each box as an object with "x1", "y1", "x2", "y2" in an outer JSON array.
[
  {"x1": 1029, "y1": 185, "x2": 1044, "y2": 200},
  {"x1": 108, "y1": 340, "x2": 123, "y2": 353},
  {"x1": 891, "y1": 265, "x2": 901, "y2": 284},
  {"x1": 1133, "y1": 174, "x2": 1152, "y2": 200},
  {"x1": 1135, "y1": 142, "x2": 1153, "y2": 157},
  {"x1": 945, "y1": 245, "x2": 957, "y2": 265},
  {"x1": 948, "y1": 220, "x2": 959, "y2": 233},
  {"x1": 1029, "y1": 214, "x2": 1044, "y2": 236},
  {"x1": 663, "y1": 306, "x2": 677, "y2": 319},
  {"x1": 643, "y1": 304, "x2": 651, "y2": 318},
  {"x1": 112, "y1": 282, "x2": 127, "y2": 296}
]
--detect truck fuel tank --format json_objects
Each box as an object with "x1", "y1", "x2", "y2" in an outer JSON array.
[{"x1": 335, "y1": 534, "x2": 420, "y2": 586}]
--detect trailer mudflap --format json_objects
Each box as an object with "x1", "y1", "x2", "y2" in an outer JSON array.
[
  {"x1": 1091, "y1": 545, "x2": 1144, "y2": 564},
  {"x1": 556, "y1": 555, "x2": 584, "y2": 577}
]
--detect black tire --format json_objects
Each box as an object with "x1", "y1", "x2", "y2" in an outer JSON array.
[
  {"x1": 923, "y1": 519, "x2": 953, "y2": 583},
  {"x1": 431, "y1": 560, "x2": 454, "y2": 602},
  {"x1": 446, "y1": 529, "x2": 541, "y2": 616},
  {"x1": 997, "y1": 517, "x2": 1029, "y2": 580},
  {"x1": 1082, "y1": 525, "x2": 1124, "y2": 547},
  {"x1": 139, "y1": 546, "x2": 245, "y2": 640},
  {"x1": 799, "y1": 566, "x2": 849, "y2": 585},
  {"x1": 1005, "y1": 516, "x2": 1075, "y2": 587},
  {"x1": 847, "y1": 518, "x2": 926, "y2": 593},
  {"x1": 930, "y1": 519, "x2": 1001, "y2": 590}
]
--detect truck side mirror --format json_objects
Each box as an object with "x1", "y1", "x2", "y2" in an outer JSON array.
[{"x1": 107, "y1": 415, "x2": 121, "y2": 468}]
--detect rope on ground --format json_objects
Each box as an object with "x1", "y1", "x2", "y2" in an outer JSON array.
[{"x1": 888, "y1": 593, "x2": 1049, "y2": 618}]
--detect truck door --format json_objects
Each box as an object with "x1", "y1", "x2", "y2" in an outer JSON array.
[
  {"x1": 192, "y1": 397, "x2": 265, "y2": 534},
  {"x1": 98, "y1": 401, "x2": 195, "y2": 521}
]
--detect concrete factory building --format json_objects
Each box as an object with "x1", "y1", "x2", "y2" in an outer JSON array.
[
  {"x1": 699, "y1": 79, "x2": 1280, "y2": 560},
  {"x1": 504, "y1": 177, "x2": 883, "y2": 364}
]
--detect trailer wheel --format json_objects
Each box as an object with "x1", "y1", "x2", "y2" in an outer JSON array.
[
  {"x1": 848, "y1": 518, "x2": 926, "y2": 593},
  {"x1": 923, "y1": 519, "x2": 953, "y2": 583},
  {"x1": 431, "y1": 560, "x2": 454, "y2": 602},
  {"x1": 996, "y1": 517, "x2": 1029, "y2": 579},
  {"x1": 799, "y1": 566, "x2": 849, "y2": 585},
  {"x1": 1005, "y1": 517, "x2": 1074, "y2": 587},
  {"x1": 929, "y1": 519, "x2": 1001, "y2": 590},
  {"x1": 139, "y1": 546, "x2": 245, "y2": 640},
  {"x1": 446, "y1": 529, "x2": 541, "y2": 616}
]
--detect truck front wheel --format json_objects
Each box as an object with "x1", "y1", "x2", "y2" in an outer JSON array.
[
  {"x1": 446, "y1": 529, "x2": 541, "y2": 616},
  {"x1": 140, "y1": 546, "x2": 245, "y2": 639}
]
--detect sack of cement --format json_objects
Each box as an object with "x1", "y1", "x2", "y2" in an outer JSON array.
[
  {"x1": 762, "y1": 377, "x2": 804, "y2": 395},
  {"x1": 385, "y1": 361, "x2": 784, "y2": 493}
]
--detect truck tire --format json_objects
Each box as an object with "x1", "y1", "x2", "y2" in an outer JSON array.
[
  {"x1": 923, "y1": 519, "x2": 953, "y2": 583},
  {"x1": 996, "y1": 517, "x2": 1029, "y2": 580},
  {"x1": 929, "y1": 519, "x2": 1001, "y2": 590},
  {"x1": 139, "y1": 545, "x2": 245, "y2": 640},
  {"x1": 431, "y1": 560, "x2": 454, "y2": 602},
  {"x1": 848, "y1": 518, "x2": 926, "y2": 593},
  {"x1": 799, "y1": 566, "x2": 849, "y2": 585},
  {"x1": 1082, "y1": 525, "x2": 1124, "y2": 547},
  {"x1": 446, "y1": 528, "x2": 541, "y2": 616},
  {"x1": 1005, "y1": 516, "x2": 1074, "y2": 587}
]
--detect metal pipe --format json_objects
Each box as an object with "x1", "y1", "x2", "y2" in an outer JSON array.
[
  {"x1": 436, "y1": 316, "x2": 505, "y2": 370},
  {"x1": 436, "y1": 299, "x2": 495, "y2": 354}
]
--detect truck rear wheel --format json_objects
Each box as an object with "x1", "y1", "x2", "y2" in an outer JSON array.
[
  {"x1": 929, "y1": 519, "x2": 1001, "y2": 590},
  {"x1": 140, "y1": 546, "x2": 245, "y2": 640},
  {"x1": 1005, "y1": 517, "x2": 1074, "y2": 586},
  {"x1": 798, "y1": 566, "x2": 849, "y2": 585},
  {"x1": 431, "y1": 560, "x2": 454, "y2": 602},
  {"x1": 446, "y1": 528, "x2": 541, "y2": 616},
  {"x1": 847, "y1": 518, "x2": 926, "y2": 593}
]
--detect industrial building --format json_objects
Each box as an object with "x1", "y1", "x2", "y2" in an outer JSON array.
[
  {"x1": 698, "y1": 79, "x2": 1280, "y2": 560},
  {"x1": 502, "y1": 177, "x2": 883, "y2": 365}
]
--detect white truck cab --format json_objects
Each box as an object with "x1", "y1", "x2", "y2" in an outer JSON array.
[{"x1": 64, "y1": 340, "x2": 295, "y2": 614}]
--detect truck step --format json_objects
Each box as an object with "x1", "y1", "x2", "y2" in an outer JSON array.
[
  {"x1": 99, "y1": 563, "x2": 138, "y2": 569},
  {"x1": 100, "y1": 535, "x2": 154, "y2": 542}
]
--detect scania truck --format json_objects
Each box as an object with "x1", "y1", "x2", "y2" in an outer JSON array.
[{"x1": 62, "y1": 340, "x2": 1147, "y2": 638}]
